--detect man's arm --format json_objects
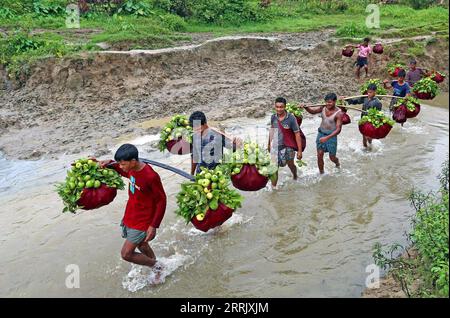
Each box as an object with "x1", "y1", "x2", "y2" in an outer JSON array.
[
  {"x1": 342, "y1": 96, "x2": 364, "y2": 105},
  {"x1": 405, "y1": 83, "x2": 412, "y2": 97},
  {"x1": 145, "y1": 172, "x2": 167, "y2": 242},
  {"x1": 268, "y1": 126, "x2": 274, "y2": 151},
  {"x1": 300, "y1": 105, "x2": 323, "y2": 114},
  {"x1": 190, "y1": 155, "x2": 196, "y2": 176},
  {"x1": 294, "y1": 131, "x2": 303, "y2": 160}
]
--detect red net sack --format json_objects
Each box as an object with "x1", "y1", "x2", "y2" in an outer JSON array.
[
  {"x1": 406, "y1": 103, "x2": 421, "y2": 118},
  {"x1": 77, "y1": 184, "x2": 118, "y2": 210},
  {"x1": 166, "y1": 138, "x2": 191, "y2": 155},
  {"x1": 191, "y1": 203, "x2": 234, "y2": 232},
  {"x1": 359, "y1": 122, "x2": 392, "y2": 139},
  {"x1": 393, "y1": 104, "x2": 407, "y2": 124},
  {"x1": 231, "y1": 164, "x2": 269, "y2": 191}
]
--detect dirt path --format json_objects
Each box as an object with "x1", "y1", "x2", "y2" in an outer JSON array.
[{"x1": 0, "y1": 30, "x2": 448, "y2": 160}]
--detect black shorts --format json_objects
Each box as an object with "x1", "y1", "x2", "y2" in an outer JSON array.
[{"x1": 355, "y1": 56, "x2": 368, "y2": 67}]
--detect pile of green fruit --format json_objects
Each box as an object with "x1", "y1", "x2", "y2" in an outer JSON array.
[
  {"x1": 394, "y1": 96, "x2": 420, "y2": 111},
  {"x1": 56, "y1": 158, "x2": 125, "y2": 213},
  {"x1": 413, "y1": 77, "x2": 439, "y2": 96},
  {"x1": 387, "y1": 62, "x2": 406, "y2": 76},
  {"x1": 359, "y1": 108, "x2": 394, "y2": 128},
  {"x1": 286, "y1": 102, "x2": 304, "y2": 118},
  {"x1": 175, "y1": 166, "x2": 243, "y2": 223},
  {"x1": 360, "y1": 79, "x2": 388, "y2": 95},
  {"x1": 223, "y1": 141, "x2": 278, "y2": 178},
  {"x1": 157, "y1": 115, "x2": 193, "y2": 152}
]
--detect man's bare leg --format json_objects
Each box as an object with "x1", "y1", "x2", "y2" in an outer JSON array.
[
  {"x1": 121, "y1": 240, "x2": 156, "y2": 267},
  {"x1": 363, "y1": 136, "x2": 368, "y2": 148},
  {"x1": 287, "y1": 160, "x2": 298, "y2": 180},
  {"x1": 317, "y1": 149, "x2": 325, "y2": 174},
  {"x1": 329, "y1": 154, "x2": 340, "y2": 169},
  {"x1": 138, "y1": 242, "x2": 156, "y2": 260}
]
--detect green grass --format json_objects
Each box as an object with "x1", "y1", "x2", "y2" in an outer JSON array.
[{"x1": 0, "y1": 2, "x2": 448, "y2": 81}]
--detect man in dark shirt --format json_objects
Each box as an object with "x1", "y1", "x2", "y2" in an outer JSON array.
[
  {"x1": 189, "y1": 111, "x2": 241, "y2": 175},
  {"x1": 341, "y1": 84, "x2": 383, "y2": 148},
  {"x1": 406, "y1": 59, "x2": 427, "y2": 87}
]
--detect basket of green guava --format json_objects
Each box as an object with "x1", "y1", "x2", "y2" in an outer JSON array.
[
  {"x1": 224, "y1": 141, "x2": 278, "y2": 192},
  {"x1": 358, "y1": 109, "x2": 395, "y2": 139},
  {"x1": 158, "y1": 115, "x2": 193, "y2": 155},
  {"x1": 175, "y1": 165, "x2": 243, "y2": 232},
  {"x1": 56, "y1": 158, "x2": 125, "y2": 213},
  {"x1": 413, "y1": 77, "x2": 439, "y2": 100}
]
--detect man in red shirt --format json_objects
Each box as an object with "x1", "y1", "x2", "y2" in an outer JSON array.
[{"x1": 100, "y1": 144, "x2": 167, "y2": 268}]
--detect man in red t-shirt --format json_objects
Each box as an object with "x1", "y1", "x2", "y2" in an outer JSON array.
[{"x1": 100, "y1": 144, "x2": 167, "y2": 268}]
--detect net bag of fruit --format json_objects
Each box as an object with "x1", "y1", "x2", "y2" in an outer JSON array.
[
  {"x1": 175, "y1": 166, "x2": 243, "y2": 232},
  {"x1": 392, "y1": 104, "x2": 407, "y2": 124},
  {"x1": 286, "y1": 103, "x2": 304, "y2": 127},
  {"x1": 190, "y1": 203, "x2": 234, "y2": 232},
  {"x1": 77, "y1": 184, "x2": 117, "y2": 210},
  {"x1": 373, "y1": 43, "x2": 383, "y2": 54},
  {"x1": 342, "y1": 47, "x2": 354, "y2": 57},
  {"x1": 358, "y1": 109, "x2": 395, "y2": 139},
  {"x1": 387, "y1": 63, "x2": 405, "y2": 77},
  {"x1": 395, "y1": 96, "x2": 421, "y2": 119},
  {"x1": 225, "y1": 142, "x2": 278, "y2": 192},
  {"x1": 231, "y1": 164, "x2": 269, "y2": 192},
  {"x1": 360, "y1": 79, "x2": 388, "y2": 95},
  {"x1": 337, "y1": 101, "x2": 352, "y2": 126},
  {"x1": 158, "y1": 115, "x2": 193, "y2": 155},
  {"x1": 56, "y1": 158, "x2": 125, "y2": 213},
  {"x1": 413, "y1": 77, "x2": 439, "y2": 100},
  {"x1": 430, "y1": 71, "x2": 446, "y2": 84}
]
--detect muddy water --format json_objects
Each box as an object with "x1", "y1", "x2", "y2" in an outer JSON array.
[{"x1": 0, "y1": 96, "x2": 448, "y2": 297}]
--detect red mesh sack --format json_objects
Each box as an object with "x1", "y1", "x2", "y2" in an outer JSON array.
[
  {"x1": 231, "y1": 164, "x2": 269, "y2": 191},
  {"x1": 191, "y1": 203, "x2": 234, "y2": 232},
  {"x1": 359, "y1": 122, "x2": 392, "y2": 139},
  {"x1": 77, "y1": 184, "x2": 118, "y2": 210}
]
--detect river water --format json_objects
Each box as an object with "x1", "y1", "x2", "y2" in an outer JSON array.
[{"x1": 0, "y1": 94, "x2": 448, "y2": 297}]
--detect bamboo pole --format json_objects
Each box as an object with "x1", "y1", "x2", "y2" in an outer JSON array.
[
  {"x1": 301, "y1": 103, "x2": 363, "y2": 112},
  {"x1": 341, "y1": 94, "x2": 399, "y2": 100}
]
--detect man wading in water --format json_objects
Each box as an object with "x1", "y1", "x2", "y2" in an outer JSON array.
[
  {"x1": 189, "y1": 111, "x2": 241, "y2": 175},
  {"x1": 341, "y1": 83, "x2": 382, "y2": 149},
  {"x1": 99, "y1": 144, "x2": 167, "y2": 274},
  {"x1": 268, "y1": 97, "x2": 304, "y2": 187},
  {"x1": 300, "y1": 93, "x2": 343, "y2": 174}
]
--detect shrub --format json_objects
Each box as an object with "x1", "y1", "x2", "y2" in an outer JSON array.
[
  {"x1": 335, "y1": 22, "x2": 372, "y2": 38},
  {"x1": 159, "y1": 13, "x2": 187, "y2": 31},
  {"x1": 373, "y1": 159, "x2": 449, "y2": 297}
]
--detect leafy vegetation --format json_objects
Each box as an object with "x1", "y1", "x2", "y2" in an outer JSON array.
[
  {"x1": 56, "y1": 157, "x2": 125, "y2": 213},
  {"x1": 157, "y1": 114, "x2": 193, "y2": 152},
  {"x1": 175, "y1": 165, "x2": 243, "y2": 223},
  {"x1": 413, "y1": 77, "x2": 439, "y2": 96},
  {"x1": 360, "y1": 79, "x2": 388, "y2": 95},
  {"x1": 359, "y1": 108, "x2": 395, "y2": 128},
  {"x1": 394, "y1": 96, "x2": 420, "y2": 111},
  {"x1": 223, "y1": 141, "x2": 278, "y2": 178},
  {"x1": 373, "y1": 159, "x2": 449, "y2": 297}
]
